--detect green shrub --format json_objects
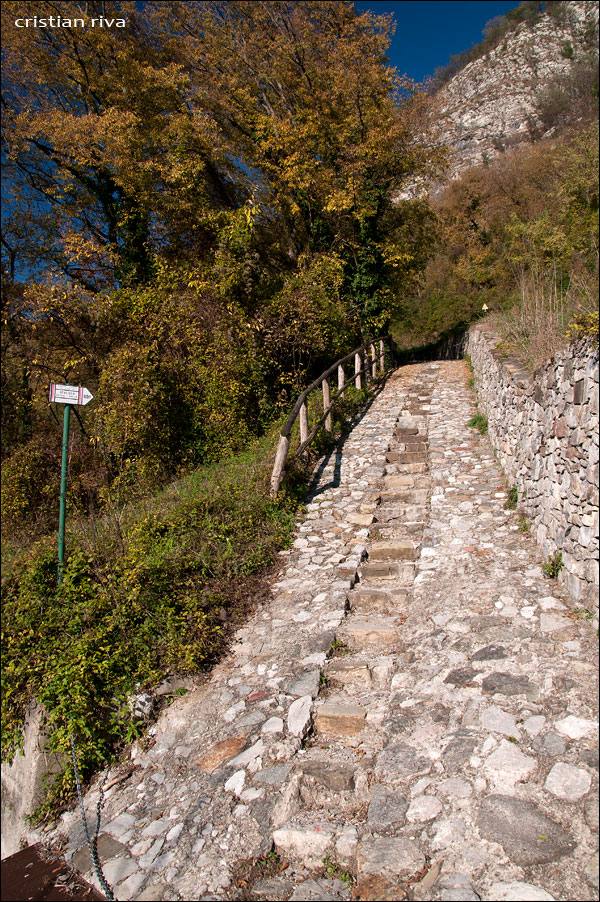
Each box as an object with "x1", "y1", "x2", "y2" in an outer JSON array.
[
  {"x1": 1, "y1": 430, "x2": 301, "y2": 821},
  {"x1": 505, "y1": 485, "x2": 519, "y2": 509},
  {"x1": 566, "y1": 309, "x2": 599, "y2": 343},
  {"x1": 561, "y1": 41, "x2": 574, "y2": 60},
  {"x1": 1, "y1": 437, "x2": 58, "y2": 536},
  {"x1": 543, "y1": 551, "x2": 564, "y2": 579},
  {"x1": 518, "y1": 515, "x2": 531, "y2": 533},
  {"x1": 467, "y1": 413, "x2": 489, "y2": 435}
]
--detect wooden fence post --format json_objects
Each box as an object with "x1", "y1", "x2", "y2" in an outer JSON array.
[
  {"x1": 370, "y1": 342, "x2": 377, "y2": 378},
  {"x1": 338, "y1": 364, "x2": 345, "y2": 392},
  {"x1": 379, "y1": 338, "x2": 385, "y2": 373},
  {"x1": 322, "y1": 378, "x2": 332, "y2": 431},
  {"x1": 270, "y1": 434, "x2": 289, "y2": 495},
  {"x1": 299, "y1": 401, "x2": 308, "y2": 445},
  {"x1": 354, "y1": 352, "x2": 362, "y2": 390}
]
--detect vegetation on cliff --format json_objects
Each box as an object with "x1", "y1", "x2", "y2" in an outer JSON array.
[
  {"x1": 393, "y1": 122, "x2": 599, "y2": 365},
  {"x1": 429, "y1": 0, "x2": 598, "y2": 90}
]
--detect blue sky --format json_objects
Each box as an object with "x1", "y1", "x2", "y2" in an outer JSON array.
[{"x1": 356, "y1": 1, "x2": 521, "y2": 82}]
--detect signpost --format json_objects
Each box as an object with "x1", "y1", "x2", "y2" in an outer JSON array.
[{"x1": 48, "y1": 384, "x2": 94, "y2": 582}]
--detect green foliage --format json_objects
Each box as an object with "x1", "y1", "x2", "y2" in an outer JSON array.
[
  {"x1": 328, "y1": 638, "x2": 351, "y2": 657},
  {"x1": 467, "y1": 413, "x2": 489, "y2": 435},
  {"x1": 518, "y1": 515, "x2": 531, "y2": 533},
  {"x1": 401, "y1": 124, "x2": 599, "y2": 365},
  {"x1": 566, "y1": 309, "x2": 599, "y2": 343},
  {"x1": 0, "y1": 436, "x2": 58, "y2": 535},
  {"x1": 505, "y1": 486, "x2": 519, "y2": 510},
  {"x1": 323, "y1": 855, "x2": 354, "y2": 887},
  {"x1": 570, "y1": 607, "x2": 594, "y2": 621},
  {"x1": 1, "y1": 430, "x2": 300, "y2": 819},
  {"x1": 543, "y1": 551, "x2": 564, "y2": 579},
  {"x1": 561, "y1": 41, "x2": 574, "y2": 60}
]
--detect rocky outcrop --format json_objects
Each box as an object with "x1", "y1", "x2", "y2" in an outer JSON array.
[
  {"x1": 432, "y1": 0, "x2": 598, "y2": 178},
  {"x1": 1, "y1": 705, "x2": 64, "y2": 859},
  {"x1": 467, "y1": 324, "x2": 599, "y2": 606}
]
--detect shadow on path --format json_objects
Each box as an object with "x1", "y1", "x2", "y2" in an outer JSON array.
[{"x1": 306, "y1": 376, "x2": 390, "y2": 500}]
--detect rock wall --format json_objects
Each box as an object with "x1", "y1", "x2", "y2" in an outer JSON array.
[
  {"x1": 466, "y1": 324, "x2": 599, "y2": 606},
  {"x1": 1, "y1": 705, "x2": 64, "y2": 859},
  {"x1": 432, "y1": 0, "x2": 599, "y2": 178}
]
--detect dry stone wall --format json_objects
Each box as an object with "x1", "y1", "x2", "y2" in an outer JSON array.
[{"x1": 466, "y1": 324, "x2": 599, "y2": 607}]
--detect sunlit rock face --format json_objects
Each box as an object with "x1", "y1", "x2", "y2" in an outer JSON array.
[
  {"x1": 433, "y1": 0, "x2": 598, "y2": 177},
  {"x1": 397, "y1": 1, "x2": 598, "y2": 200}
]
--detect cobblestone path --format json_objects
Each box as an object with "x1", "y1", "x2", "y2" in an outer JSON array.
[{"x1": 48, "y1": 362, "x2": 598, "y2": 902}]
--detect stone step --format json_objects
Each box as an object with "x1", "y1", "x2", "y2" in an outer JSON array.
[
  {"x1": 386, "y1": 447, "x2": 427, "y2": 462},
  {"x1": 350, "y1": 587, "x2": 408, "y2": 616},
  {"x1": 368, "y1": 541, "x2": 418, "y2": 562},
  {"x1": 384, "y1": 474, "x2": 429, "y2": 489},
  {"x1": 395, "y1": 417, "x2": 423, "y2": 431},
  {"x1": 379, "y1": 489, "x2": 429, "y2": 505},
  {"x1": 326, "y1": 656, "x2": 373, "y2": 690},
  {"x1": 338, "y1": 616, "x2": 401, "y2": 649},
  {"x1": 385, "y1": 461, "x2": 428, "y2": 475},
  {"x1": 314, "y1": 698, "x2": 367, "y2": 738},
  {"x1": 396, "y1": 451, "x2": 427, "y2": 464},
  {"x1": 360, "y1": 560, "x2": 416, "y2": 582},
  {"x1": 298, "y1": 756, "x2": 358, "y2": 791},
  {"x1": 272, "y1": 824, "x2": 337, "y2": 869},
  {"x1": 356, "y1": 835, "x2": 425, "y2": 900},
  {"x1": 394, "y1": 429, "x2": 424, "y2": 440},
  {"x1": 370, "y1": 529, "x2": 423, "y2": 547},
  {"x1": 337, "y1": 510, "x2": 376, "y2": 527},
  {"x1": 383, "y1": 473, "x2": 415, "y2": 487},
  {"x1": 376, "y1": 504, "x2": 426, "y2": 521}
]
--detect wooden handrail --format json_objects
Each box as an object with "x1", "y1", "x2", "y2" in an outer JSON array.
[{"x1": 270, "y1": 337, "x2": 390, "y2": 495}]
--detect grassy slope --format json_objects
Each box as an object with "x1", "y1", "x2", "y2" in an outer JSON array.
[
  {"x1": 1, "y1": 423, "x2": 303, "y2": 819},
  {"x1": 1, "y1": 383, "x2": 371, "y2": 821}
]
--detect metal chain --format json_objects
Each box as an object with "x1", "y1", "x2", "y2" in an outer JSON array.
[{"x1": 70, "y1": 735, "x2": 116, "y2": 901}]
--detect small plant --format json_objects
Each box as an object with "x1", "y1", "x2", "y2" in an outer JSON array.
[
  {"x1": 319, "y1": 672, "x2": 329, "y2": 688},
  {"x1": 505, "y1": 485, "x2": 518, "y2": 510},
  {"x1": 464, "y1": 355, "x2": 476, "y2": 388},
  {"x1": 255, "y1": 849, "x2": 283, "y2": 876},
  {"x1": 323, "y1": 855, "x2": 354, "y2": 887},
  {"x1": 517, "y1": 515, "x2": 530, "y2": 533},
  {"x1": 543, "y1": 551, "x2": 564, "y2": 579},
  {"x1": 467, "y1": 413, "x2": 488, "y2": 435},
  {"x1": 328, "y1": 638, "x2": 351, "y2": 657},
  {"x1": 569, "y1": 608, "x2": 594, "y2": 621},
  {"x1": 560, "y1": 41, "x2": 574, "y2": 59}
]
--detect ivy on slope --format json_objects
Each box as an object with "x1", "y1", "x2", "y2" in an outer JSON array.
[{"x1": 1, "y1": 430, "x2": 300, "y2": 822}]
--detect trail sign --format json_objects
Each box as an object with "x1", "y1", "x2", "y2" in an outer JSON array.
[
  {"x1": 49, "y1": 383, "x2": 94, "y2": 582},
  {"x1": 49, "y1": 383, "x2": 94, "y2": 406}
]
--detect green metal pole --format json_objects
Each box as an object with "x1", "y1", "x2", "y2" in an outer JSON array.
[{"x1": 57, "y1": 404, "x2": 71, "y2": 584}]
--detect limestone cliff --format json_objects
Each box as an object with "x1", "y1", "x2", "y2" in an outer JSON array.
[{"x1": 430, "y1": 0, "x2": 598, "y2": 179}]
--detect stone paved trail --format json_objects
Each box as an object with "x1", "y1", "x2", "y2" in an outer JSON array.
[{"x1": 46, "y1": 362, "x2": 599, "y2": 902}]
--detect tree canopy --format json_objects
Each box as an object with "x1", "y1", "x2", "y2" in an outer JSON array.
[{"x1": 2, "y1": 0, "x2": 440, "y2": 534}]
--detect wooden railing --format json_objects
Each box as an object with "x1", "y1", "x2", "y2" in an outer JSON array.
[{"x1": 270, "y1": 337, "x2": 391, "y2": 495}]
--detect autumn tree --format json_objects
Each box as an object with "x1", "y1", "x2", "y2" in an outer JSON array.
[{"x1": 2, "y1": 0, "x2": 439, "y2": 535}]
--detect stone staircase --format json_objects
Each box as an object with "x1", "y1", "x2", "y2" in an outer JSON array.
[
  {"x1": 271, "y1": 380, "x2": 436, "y2": 901},
  {"x1": 40, "y1": 362, "x2": 598, "y2": 902}
]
